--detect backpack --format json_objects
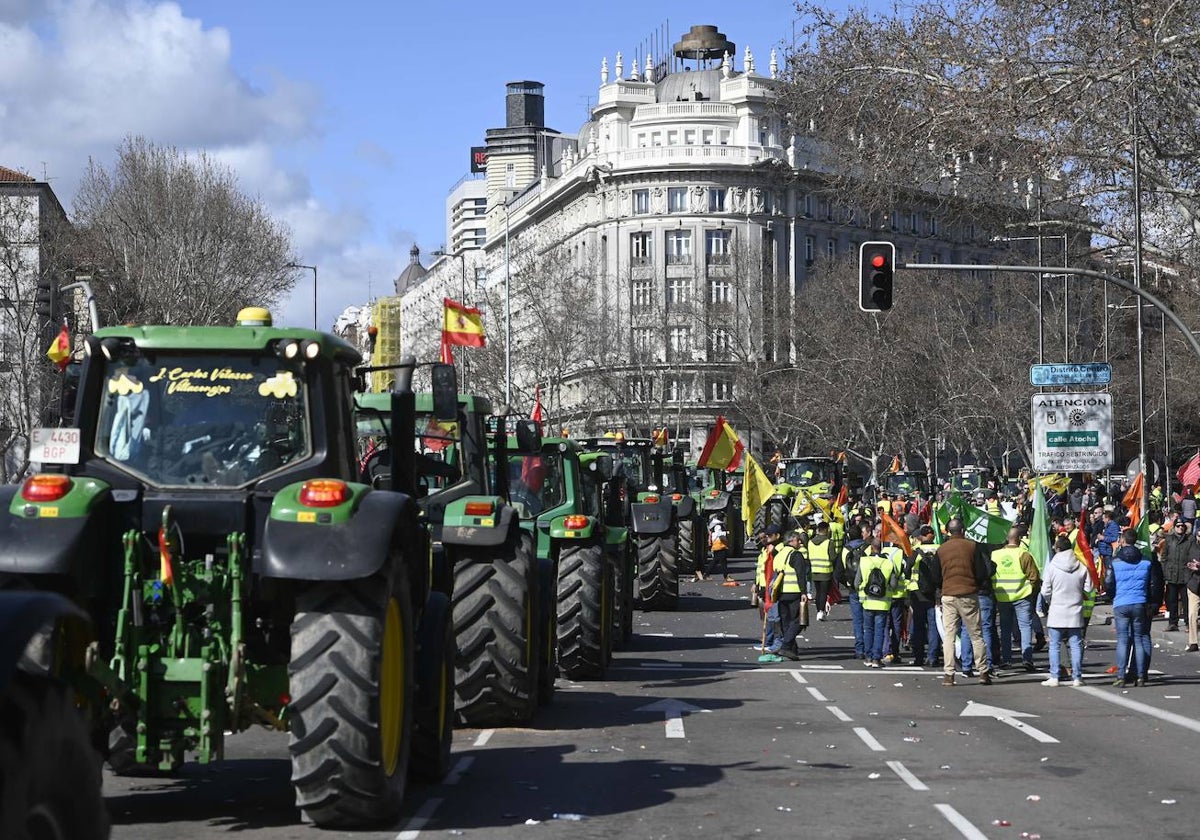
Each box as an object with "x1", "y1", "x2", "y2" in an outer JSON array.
[{"x1": 865, "y1": 563, "x2": 888, "y2": 599}]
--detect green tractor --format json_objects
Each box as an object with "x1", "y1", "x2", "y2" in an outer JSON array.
[
  {"x1": 578, "y1": 437, "x2": 681, "y2": 611},
  {"x1": 581, "y1": 450, "x2": 636, "y2": 648},
  {"x1": 356, "y1": 391, "x2": 547, "y2": 727},
  {"x1": 1, "y1": 312, "x2": 454, "y2": 829},
  {"x1": 506, "y1": 438, "x2": 622, "y2": 680}
]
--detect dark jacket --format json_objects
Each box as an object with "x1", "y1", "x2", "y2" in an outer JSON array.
[{"x1": 1161, "y1": 532, "x2": 1193, "y2": 585}]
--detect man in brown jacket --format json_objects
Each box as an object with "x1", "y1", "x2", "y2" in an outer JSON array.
[{"x1": 931, "y1": 518, "x2": 993, "y2": 685}]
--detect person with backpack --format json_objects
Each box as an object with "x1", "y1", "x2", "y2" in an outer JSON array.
[
  {"x1": 931, "y1": 518, "x2": 994, "y2": 686},
  {"x1": 855, "y1": 532, "x2": 898, "y2": 668},
  {"x1": 841, "y1": 523, "x2": 870, "y2": 660}
]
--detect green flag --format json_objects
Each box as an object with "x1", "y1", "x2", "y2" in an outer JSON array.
[
  {"x1": 931, "y1": 503, "x2": 946, "y2": 545},
  {"x1": 1029, "y1": 481, "x2": 1051, "y2": 573},
  {"x1": 1134, "y1": 516, "x2": 1154, "y2": 559},
  {"x1": 942, "y1": 491, "x2": 1013, "y2": 545}
]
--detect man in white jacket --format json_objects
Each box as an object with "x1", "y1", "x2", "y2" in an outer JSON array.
[{"x1": 1040, "y1": 534, "x2": 1095, "y2": 686}]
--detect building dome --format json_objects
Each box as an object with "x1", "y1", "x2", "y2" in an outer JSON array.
[
  {"x1": 395, "y1": 244, "x2": 428, "y2": 295},
  {"x1": 656, "y1": 68, "x2": 726, "y2": 104}
]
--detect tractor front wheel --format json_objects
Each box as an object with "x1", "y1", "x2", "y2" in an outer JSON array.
[
  {"x1": 288, "y1": 571, "x2": 415, "y2": 828},
  {"x1": 0, "y1": 672, "x2": 108, "y2": 840}
]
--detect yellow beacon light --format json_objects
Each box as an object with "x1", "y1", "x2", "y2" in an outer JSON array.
[{"x1": 236, "y1": 307, "x2": 273, "y2": 327}]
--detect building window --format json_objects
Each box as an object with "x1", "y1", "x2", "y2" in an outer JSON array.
[
  {"x1": 505, "y1": 162, "x2": 515, "y2": 189},
  {"x1": 631, "y1": 232, "x2": 653, "y2": 265},
  {"x1": 628, "y1": 376, "x2": 653, "y2": 402},
  {"x1": 826, "y1": 239, "x2": 837, "y2": 258},
  {"x1": 708, "y1": 188, "x2": 727, "y2": 212},
  {"x1": 667, "y1": 276, "x2": 690, "y2": 306},
  {"x1": 702, "y1": 129, "x2": 714, "y2": 145},
  {"x1": 706, "y1": 229, "x2": 731, "y2": 264},
  {"x1": 804, "y1": 236, "x2": 814, "y2": 265},
  {"x1": 708, "y1": 378, "x2": 734, "y2": 402},
  {"x1": 929, "y1": 216, "x2": 939, "y2": 236},
  {"x1": 929, "y1": 251, "x2": 940, "y2": 264},
  {"x1": 803, "y1": 194, "x2": 813, "y2": 217},
  {"x1": 632, "y1": 279, "x2": 654, "y2": 309},
  {"x1": 666, "y1": 230, "x2": 692, "y2": 264},
  {"x1": 910, "y1": 211, "x2": 919, "y2": 233},
  {"x1": 665, "y1": 375, "x2": 691, "y2": 402},
  {"x1": 719, "y1": 130, "x2": 731, "y2": 145},
  {"x1": 633, "y1": 189, "x2": 650, "y2": 215},
  {"x1": 762, "y1": 191, "x2": 774, "y2": 214},
  {"x1": 709, "y1": 277, "x2": 732, "y2": 304},
  {"x1": 632, "y1": 327, "x2": 655, "y2": 354},
  {"x1": 684, "y1": 129, "x2": 696, "y2": 145},
  {"x1": 709, "y1": 327, "x2": 733, "y2": 357},
  {"x1": 668, "y1": 326, "x2": 690, "y2": 356},
  {"x1": 668, "y1": 187, "x2": 688, "y2": 213},
  {"x1": 667, "y1": 130, "x2": 679, "y2": 145}
]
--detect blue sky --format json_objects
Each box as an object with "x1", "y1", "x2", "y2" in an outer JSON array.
[{"x1": 0, "y1": 1, "x2": 869, "y2": 328}]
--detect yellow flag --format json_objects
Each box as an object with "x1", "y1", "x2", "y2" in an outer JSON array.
[{"x1": 741, "y1": 453, "x2": 776, "y2": 527}]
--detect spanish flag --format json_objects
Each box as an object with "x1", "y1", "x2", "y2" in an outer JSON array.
[
  {"x1": 442, "y1": 298, "x2": 485, "y2": 347},
  {"x1": 696, "y1": 415, "x2": 744, "y2": 471},
  {"x1": 46, "y1": 323, "x2": 70, "y2": 371}
]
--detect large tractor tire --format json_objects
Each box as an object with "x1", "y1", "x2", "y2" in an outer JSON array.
[
  {"x1": 610, "y1": 545, "x2": 635, "y2": 646},
  {"x1": 410, "y1": 592, "x2": 455, "y2": 783},
  {"x1": 727, "y1": 505, "x2": 745, "y2": 557},
  {"x1": 677, "y1": 517, "x2": 697, "y2": 576},
  {"x1": 535, "y1": 542, "x2": 556, "y2": 706},
  {"x1": 556, "y1": 543, "x2": 612, "y2": 680},
  {"x1": 752, "y1": 498, "x2": 790, "y2": 539},
  {"x1": 288, "y1": 571, "x2": 415, "y2": 828},
  {"x1": 0, "y1": 672, "x2": 109, "y2": 840},
  {"x1": 452, "y1": 531, "x2": 540, "y2": 726},
  {"x1": 635, "y1": 533, "x2": 678, "y2": 611}
]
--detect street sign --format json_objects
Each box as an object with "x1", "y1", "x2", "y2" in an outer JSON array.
[
  {"x1": 1031, "y1": 392, "x2": 1114, "y2": 472},
  {"x1": 1030, "y1": 363, "x2": 1111, "y2": 386}
]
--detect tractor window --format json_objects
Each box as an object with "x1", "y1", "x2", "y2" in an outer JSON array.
[
  {"x1": 508, "y1": 452, "x2": 564, "y2": 517},
  {"x1": 612, "y1": 446, "x2": 651, "y2": 490},
  {"x1": 783, "y1": 459, "x2": 835, "y2": 487},
  {"x1": 95, "y1": 351, "x2": 310, "y2": 487},
  {"x1": 413, "y1": 412, "x2": 463, "y2": 492},
  {"x1": 951, "y1": 472, "x2": 983, "y2": 493}
]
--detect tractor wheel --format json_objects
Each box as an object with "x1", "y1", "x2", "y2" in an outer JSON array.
[
  {"x1": 288, "y1": 571, "x2": 415, "y2": 828},
  {"x1": 0, "y1": 672, "x2": 108, "y2": 840},
  {"x1": 610, "y1": 544, "x2": 635, "y2": 646},
  {"x1": 410, "y1": 592, "x2": 454, "y2": 783},
  {"x1": 556, "y1": 543, "x2": 612, "y2": 680},
  {"x1": 535, "y1": 542, "x2": 556, "y2": 705},
  {"x1": 728, "y1": 506, "x2": 745, "y2": 557},
  {"x1": 635, "y1": 533, "x2": 678, "y2": 611},
  {"x1": 678, "y1": 517, "x2": 696, "y2": 575},
  {"x1": 452, "y1": 531, "x2": 540, "y2": 726}
]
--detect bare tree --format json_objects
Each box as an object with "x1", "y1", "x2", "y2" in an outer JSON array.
[{"x1": 73, "y1": 136, "x2": 298, "y2": 326}]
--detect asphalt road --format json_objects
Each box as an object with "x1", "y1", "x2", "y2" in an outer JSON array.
[{"x1": 106, "y1": 553, "x2": 1200, "y2": 840}]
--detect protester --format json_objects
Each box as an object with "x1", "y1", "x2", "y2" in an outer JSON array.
[
  {"x1": 907, "y1": 525, "x2": 941, "y2": 667},
  {"x1": 767, "y1": 529, "x2": 810, "y2": 661},
  {"x1": 705, "y1": 512, "x2": 734, "y2": 584},
  {"x1": 1040, "y1": 534, "x2": 1093, "y2": 686},
  {"x1": 1160, "y1": 518, "x2": 1191, "y2": 631},
  {"x1": 992, "y1": 527, "x2": 1040, "y2": 672},
  {"x1": 855, "y1": 534, "x2": 897, "y2": 668},
  {"x1": 807, "y1": 521, "x2": 840, "y2": 619},
  {"x1": 841, "y1": 524, "x2": 871, "y2": 660},
  {"x1": 931, "y1": 518, "x2": 993, "y2": 685},
  {"x1": 1104, "y1": 528, "x2": 1158, "y2": 687}
]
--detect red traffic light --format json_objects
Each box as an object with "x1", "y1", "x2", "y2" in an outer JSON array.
[{"x1": 871, "y1": 254, "x2": 886, "y2": 268}]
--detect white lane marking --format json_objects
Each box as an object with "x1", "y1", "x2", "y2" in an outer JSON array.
[
  {"x1": 703, "y1": 632, "x2": 741, "y2": 637},
  {"x1": 887, "y1": 760, "x2": 929, "y2": 791},
  {"x1": 800, "y1": 664, "x2": 845, "y2": 670},
  {"x1": 443, "y1": 756, "x2": 474, "y2": 786},
  {"x1": 789, "y1": 671, "x2": 808, "y2": 685},
  {"x1": 635, "y1": 698, "x2": 710, "y2": 739},
  {"x1": 1078, "y1": 685, "x2": 1200, "y2": 735},
  {"x1": 473, "y1": 729, "x2": 494, "y2": 747},
  {"x1": 853, "y1": 726, "x2": 886, "y2": 752},
  {"x1": 826, "y1": 705, "x2": 852, "y2": 722},
  {"x1": 644, "y1": 632, "x2": 675, "y2": 637},
  {"x1": 396, "y1": 796, "x2": 443, "y2": 840},
  {"x1": 638, "y1": 662, "x2": 683, "y2": 668},
  {"x1": 935, "y1": 803, "x2": 990, "y2": 840},
  {"x1": 832, "y1": 634, "x2": 857, "y2": 639},
  {"x1": 806, "y1": 686, "x2": 829, "y2": 702}
]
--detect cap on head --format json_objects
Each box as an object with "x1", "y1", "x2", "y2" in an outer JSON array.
[{"x1": 764, "y1": 525, "x2": 782, "y2": 536}]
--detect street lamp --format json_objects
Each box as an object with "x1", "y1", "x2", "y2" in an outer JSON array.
[
  {"x1": 286, "y1": 263, "x2": 318, "y2": 330},
  {"x1": 503, "y1": 202, "x2": 512, "y2": 407}
]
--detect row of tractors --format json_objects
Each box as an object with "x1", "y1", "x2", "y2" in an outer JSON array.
[{"x1": 0, "y1": 310, "x2": 745, "y2": 837}]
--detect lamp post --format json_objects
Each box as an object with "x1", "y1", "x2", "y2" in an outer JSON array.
[
  {"x1": 286, "y1": 263, "x2": 318, "y2": 330},
  {"x1": 503, "y1": 203, "x2": 512, "y2": 407},
  {"x1": 991, "y1": 234, "x2": 1068, "y2": 363}
]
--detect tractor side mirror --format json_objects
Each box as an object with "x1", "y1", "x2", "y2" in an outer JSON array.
[
  {"x1": 512, "y1": 419, "x2": 542, "y2": 454},
  {"x1": 590, "y1": 454, "x2": 614, "y2": 481},
  {"x1": 431, "y1": 363, "x2": 457, "y2": 422}
]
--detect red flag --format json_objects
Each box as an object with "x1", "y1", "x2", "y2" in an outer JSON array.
[
  {"x1": 889, "y1": 455, "x2": 901, "y2": 472},
  {"x1": 46, "y1": 322, "x2": 70, "y2": 371},
  {"x1": 652, "y1": 427, "x2": 669, "y2": 448},
  {"x1": 439, "y1": 333, "x2": 454, "y2": 364},
  {"x1": 917, "y1": 498, "x2": 932, "y2": 523},
  {"x1": 1073, "y1": 523, "x2": 1101, "y2": 592},
  {"x1": 1178, "y1": 452, "x2": 1200, "y2": 489},
  {"x1": 531, "y1": 385, "x2": 544, "y2": 429},
  {"x1": 834, "y1": 483, "x2": 849, "y2": 509},
  {"x1": 880, "y1": 511, "x2": 912, "y2": 556},
  {"x1": 763, "y1": 547, "x2": 777, "y2": 611},
  {"x1": 1123, "y1": 472, "x2": 1144, "y2": 527}
]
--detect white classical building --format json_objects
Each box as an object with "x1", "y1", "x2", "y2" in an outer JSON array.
[{"x1": 400, "y1": 24, "x2": 1045, "y2": 450}]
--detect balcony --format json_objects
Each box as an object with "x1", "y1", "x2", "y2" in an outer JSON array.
[
  {"x1": 616, "y1": 145, "x2": 786, "y2": 170},
  {"x1": 631, "y1": 102, "x2": 737, "y2": 123}
]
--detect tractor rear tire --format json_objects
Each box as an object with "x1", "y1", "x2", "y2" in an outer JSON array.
[
  {"x1": 635, "y1": 533, "x2": 678, "y2": 611},
  {"x1": 556, "y1": 543, "x2": 612, "y2": 680},
  {"x1": 678, "y1": 517, "x2": 696, "y2": 575},
  {"x1": 288, "y1": 572, "x2": 415, "y2": 828},
  {"x1": 0, "y1": 672, "x2": 108, "y2": 840},
  {"x1": 452, "y1": 532, "x2": 540, "y2": 726},
  {"x1": 410, "y1": 592, "x2": 454, "y2": 783},
  {"x1": 611, "y1": 544, "x2": 635, "y2": 646}
]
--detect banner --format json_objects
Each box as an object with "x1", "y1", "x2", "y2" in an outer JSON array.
[
  {"x1": 741, "y1": 453, "x2": 776, "y2": 528},
  {"x1": 935, "y1": 492, "x2": 1013, "y2": 544}
]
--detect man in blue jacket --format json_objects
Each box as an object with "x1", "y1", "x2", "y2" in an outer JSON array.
[{"x1": 1104, "y1": 529, "x2": 1164, "y2": 686}]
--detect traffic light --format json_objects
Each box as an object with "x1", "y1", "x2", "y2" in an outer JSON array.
[
  {"x1": 859, "y1": 241, "x2": 896, "y2": 312},
  {"x1": 34, "y1": 275, "x2": 57, "y2": 322}
]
